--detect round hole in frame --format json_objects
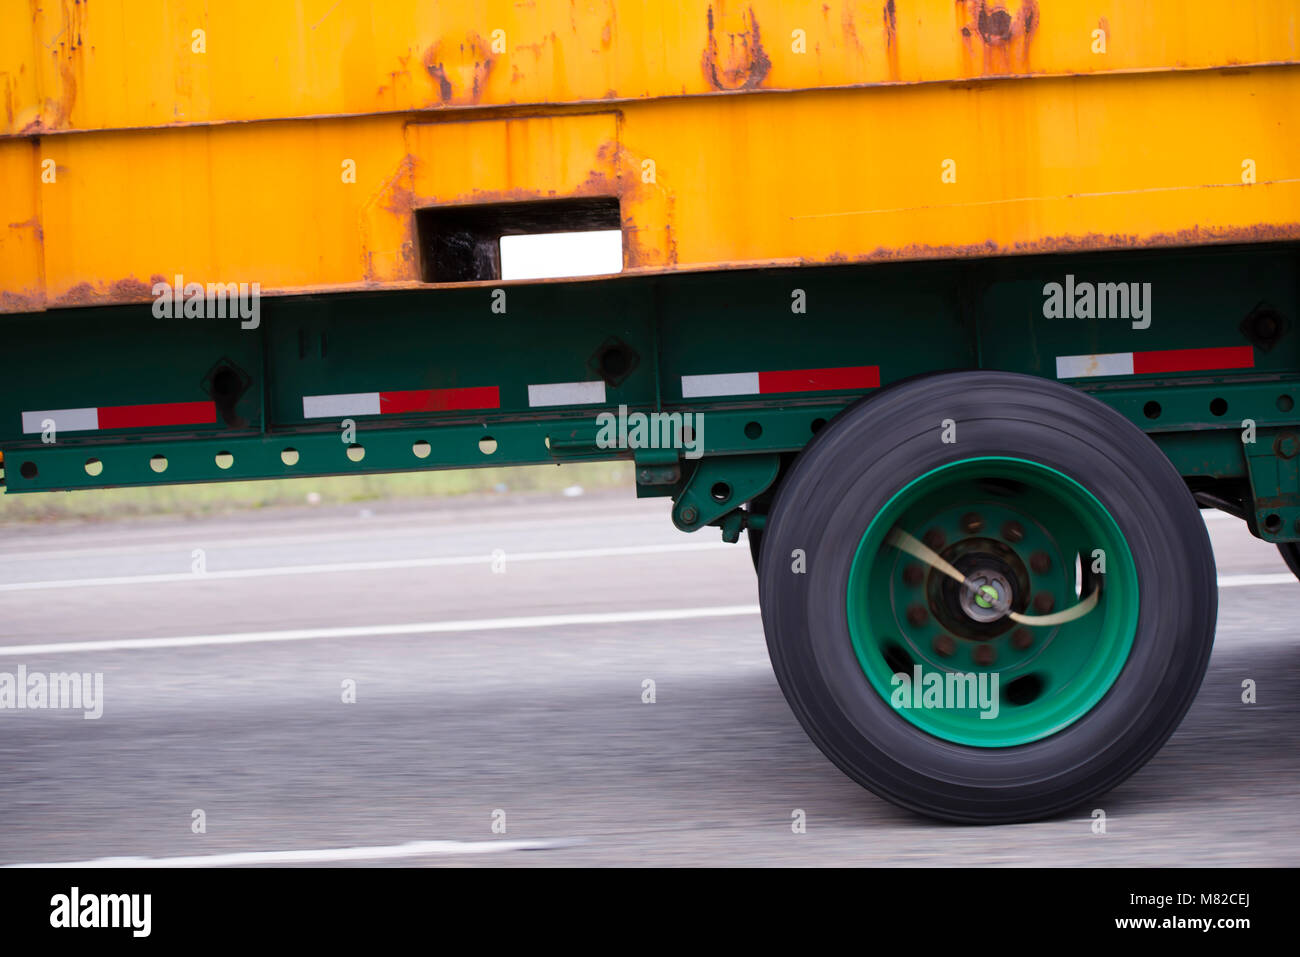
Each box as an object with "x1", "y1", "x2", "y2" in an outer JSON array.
[
  {"x1": 214, "y1": 452, "x2": 234, "y2": 470},
  {"x1": 281, "y1": 448, "x2": 300, "y2": 466},
  {"x1": 744, "y1": 421, "x2": 762, "y2": 440},
  {"x1": 412, "y1": 441, "x2": 431, "y2": 459},
  {"x1": 85, "y1": 458, "x2": 103, "y2": 477},
  {"x1": 20, "y1": 461, "x2": 38, "y2": 479},
  {"x1": 149, "y1": 455, "x2": 168, "y2": 473},
  {"x1": 346, "y1": 445, "x2": 365, "y2": 463},
  {"x1": 811, "y1": 418, "x2": 827, "y2": 434},
  {"x1": 479, "y1": 437, "x2": 498, "y2": 455},
  {"x1": 1209, "y1": 397, "x2": 1228, "y2": 417},
  {"x1": 1143, "y1": 401, "x2": 1161, "y2": 420}
]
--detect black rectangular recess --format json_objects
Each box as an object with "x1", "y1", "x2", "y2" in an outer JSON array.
[{"x1": 416, "y1": 197, "x2": 622, "y2": 282}]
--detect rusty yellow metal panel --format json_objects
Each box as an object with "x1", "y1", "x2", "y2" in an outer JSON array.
[
  {"x1": 1, "y1": 3, "x2": 1298, "y2": 312},
  {"x1": 616, "y1": 68, "x2": 1300, "y2": 269},
  {"x1": 406, "y1": 113, "x2": 620, "y2": 205},
  {"x1": 0, "y1": 139, "x2": 42, "y2": 311},
  {"x1": 2, "y1": 1, "x2": 1298, "y2": 135},
  {"x1": 34, "y1": 116, "x2": 414, "y2": 308}
]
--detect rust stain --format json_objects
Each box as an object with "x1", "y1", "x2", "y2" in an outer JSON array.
[
  {"x1": 956, "y1": 0, "x2": 1037, "y2": 75},
  {"x1": 0, "y1": 289, "x2": 46, "y2": 314},
  {"x1": 110, "y1": 276, "x2": 151, "y2": 299},
  {"x1": 380, "y1": 154, "x2": 418, "y2": 217},
  {"x1": 701, "y1": 4, "x2": 771, "y2": 91},
  {"x1": 843, "y1": 222, "x2": 1300, "y2": 265},
  {"x1": 52, "y1": 280, "x2": 99, "y2": 306},
  {"x1": 842, "y1": 7, "x2": 861, "y2": 52},
  {"x1": 7, "y1": 215, "x2": 44, "y2": 243},
  {"x1": 882, "y1": 0, "x2": 899, "y2": 80},
  {"x1": 422, "y1": 33, "x2": 495, "y2": 105},
  {"x1": 47, "y1": 273, "x2": 154, "y2": 308}
]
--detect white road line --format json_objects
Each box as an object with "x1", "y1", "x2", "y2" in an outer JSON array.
[
  {"x1": 0, "y1": 605, "x2": 762, "y2": 657},
  {"x1": 0, "y1": 503, "x2": 664, "y2": 561},
  {"x1": 1217, "y1": 572, "x2": 1295, "y2": 587},
  {"x1": 4, "y1": 837, "x2": 584, "y2": 868},
  {"x1": 0, "y1": 541, "x2": 732, "y2": 593}
]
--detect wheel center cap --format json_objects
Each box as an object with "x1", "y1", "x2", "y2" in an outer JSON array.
[{"x1": 961, "y1": 568, "x2": 1013, "y2": 622}]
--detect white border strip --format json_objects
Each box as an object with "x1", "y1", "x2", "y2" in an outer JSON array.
[
  {"x1": 527, "y1": 381, "x2": 606, "y2": 407},
  {"x1": 0, "y1": 604, "x2": 761, "y2": 657},
  {"x1": 1055, "y1": 353, "x2": 1135, "y2": 379},
  {"x1": 5, "y1": 837, "x2": 584, "y2": 868},
  {"x1": 680, "y1": 372, "x2": 759, "y2": 398},
  {"x1": 302, "y1": 392, "x2": 381, "y2": 418},
  {"x1": 21, "y1": 408, "x2": 99, "y2": 434}
]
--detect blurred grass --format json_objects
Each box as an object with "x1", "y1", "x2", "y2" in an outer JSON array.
[{"x1": 0, "y1": 461, "x2": 634, "y2": 524}]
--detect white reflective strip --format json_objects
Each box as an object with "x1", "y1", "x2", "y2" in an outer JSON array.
[
  {"x1": 527, "y1": 381, "x2": 607, "y2": 407},
  {"x1": 680, "y1": 372, "x2": 760, "y2": 398},
  {"x1": 21, "y1": 408, "x2": 99, "y2": 434},
  {"x1": 302, "y1": 393, "x2": 381, "y2": 418},
  {"x1": 1055, "y1": 353, "x2": 1135, "y2": 379}
]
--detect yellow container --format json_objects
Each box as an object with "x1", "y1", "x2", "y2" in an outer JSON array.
[{"x1": 2, "y1": 1, "x2": 1298, "y2": 312}]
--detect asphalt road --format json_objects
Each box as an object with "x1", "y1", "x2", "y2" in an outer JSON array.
[{"x1": 0, "y1": 491, "x2": 1296, "y2": 866}]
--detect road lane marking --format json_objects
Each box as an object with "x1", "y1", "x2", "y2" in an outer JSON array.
[
  {"x1": 5, "y1": 837, "x2": 584, "y2": 868},
  {"x1": 0, "y1": 541, "x2": 733, "y2": 593},
  {"x1": 1217, "y1": 572, "x2": 1295, "y2": 587},
  {"x1": 0, "y1": 605, "x2": 762, "y2": 656}
]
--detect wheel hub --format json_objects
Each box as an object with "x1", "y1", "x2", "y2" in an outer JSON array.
[
  {"x1": 960, "y1": 567, "x2": 1013, "y2": 622},
  {"x1": 846, "y1": 456, "x2": 1140, "y2": 747}
]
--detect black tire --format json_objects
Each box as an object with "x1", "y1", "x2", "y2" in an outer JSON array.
[
  {"x1": 758, "y1": 371, "x2": 1217, "y2": 823},
  {"x1": 1278, "y1": 542, "x2": 1300, "y2": 580}
]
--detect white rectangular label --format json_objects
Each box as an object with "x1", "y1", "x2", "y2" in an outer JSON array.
[
  {"x1": 1055, "y1": 353, "x2": 1135, "y2": 379},
  {"x1": 21, "y1": 408, "x2": 99, "y2": 434},
  {"x1": 500, "y1": 230, "x2": 624, "y2": 281},
  {"x1": 527, "y1": 381, "x2": 607, "y2": 407},
  {"x1": 302, "y1": 393, "x2": 381, "y2": 418},
  {"x1": 680, "y1": 372, "x2": 760, "y2": 399}
]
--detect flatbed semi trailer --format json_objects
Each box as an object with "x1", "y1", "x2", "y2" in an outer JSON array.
[{"x1": 1, "y1": 1, "x2": 1298, "y2": 822}]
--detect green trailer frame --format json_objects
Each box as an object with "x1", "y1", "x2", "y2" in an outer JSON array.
[{"x1": 3, "y1": 242, "x2": 1297, "y2": 543}]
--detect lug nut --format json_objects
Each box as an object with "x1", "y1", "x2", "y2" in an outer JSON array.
[
  {"x1": 932, "y1": 634, "x2": 955, "y2": 658},
  {"x1": 972, "y1": 644, "x2": 996, "y2": 667},
  {"x1": 1011, "y1": 628, "x2": 1033, "y2": 650},
  {"x1": 960, "y1": 512, "x2": 984, "y2": 535},
  {"x1": 1030, "y1": 551, "x2": 1051, "y2": 573},
  {"x1": 923, "y1": 528, "x2": 946, "y2": 551},
  {"x1": 1033, "y1": 592, "x2": 1055, "y2": 614},
  {"x1": 902, "y1": 564, "x2": 924, "y2": 586},
  {"x1": 906, "y1": 603, "x2": 929, "y2": 627},
  {"x1": 1001, "y1": 520, "x2": 1025, "y2": 543}
]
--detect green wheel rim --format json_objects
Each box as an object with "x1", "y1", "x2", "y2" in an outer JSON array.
[{"x1": 846, "y1": 456, "x2": 1139, "y2": 747}]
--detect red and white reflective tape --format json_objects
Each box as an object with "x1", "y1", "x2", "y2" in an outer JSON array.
[
  {"x1": 21, "y1": 401, "x2": 216, "y2": 434},
  {"x1": 302, "y1": 386, "x2": 500, "y2": 419},
  {"x1": 1056, "y1": 346, "x2": 1254, "y2": 379},
  {"x1": 302, "y1": 380, "x2": 608, "y2": 418},
  {"x1": 680, "y1": 365, "x2": 880, "y2": 399}
]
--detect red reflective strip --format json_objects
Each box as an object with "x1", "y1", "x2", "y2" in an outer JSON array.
[
  {"x1": 379, "y1": 386, "x2": 500, "y2": 414},
  {"x1": 758, "y1": 366, "x2": 880, "y2": 394},
  {"x1": 97, "y1": 401, "x2": 217, "y2": 429},
  {"x1": 1132, "y1": 346, "x2": 1254, "y2": 375}
]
